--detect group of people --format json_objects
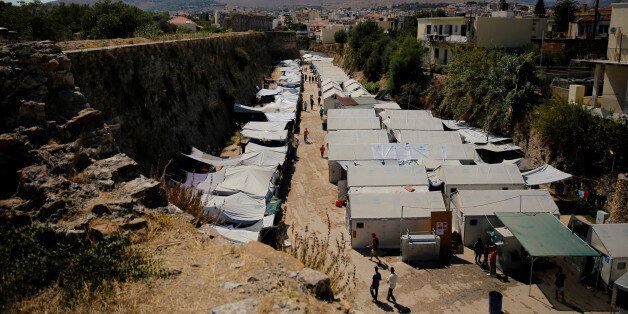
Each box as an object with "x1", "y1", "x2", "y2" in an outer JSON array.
[
  {"x1": 370, "y1": 266, "x2": 398, "y2": 304},
  {"x1": 473, "y1": 238, "x2": 498, "y2": 277}
]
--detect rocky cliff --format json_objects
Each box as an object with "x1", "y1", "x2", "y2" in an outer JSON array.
[{"x1": 66, "y1": 31, "x2": 297, "y2": 171}]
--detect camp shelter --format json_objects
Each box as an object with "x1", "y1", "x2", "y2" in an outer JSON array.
[
  {"x1": 203, "y1": 192, "x2": 266, "y2": 225},
  {"x1": 522, "y1": 164, "x2": 573, "y2": 186},
  {"x1": 347, "y1": 192, "x2": 446, "y2": 249},
  {"x1": 239, "y1": 150, "x2": 287, "y2": 167},
  {"x1": 327, "y1": 108, "x2": 375, "y2": 119},
  {"x1": 383, "y1": 117, "x2": 445, "y2": 132},
  {"x1": 213, "y1": 165, "x2": 278, "y2": 199},
  {"x1": 326, "y1": 116, "x2": 381, "y2": 131},
  {"x1": 587, "y1": 223, "x2": 628, "y2": 285},
  {"x1": 245, "y1": 142, "x2": 288, "y2": 154},
  {"x1": 373, "y1": 102, "x2": 402, "y2": 113},
  {"x1": 347, "y1": 165, "x2": 428, "y2": 189},
  {"x1": 451, "y1": 189, "x2": 559, "y2": 246},
  {"x1": 435, "y1": 164, "x2": 526, "y2": 198},
  {"x1": 612, "y1": 272, "x2": 628, "y2": 311},
  {"x1": 394, "y1": 130, "x2": 463, "y2": 144},
  {"x1": 495, "y1": 212, "x2": 600, "y2": 295},
  {"x1": 323, "y1": 95, "x2": 356, "y2": 110},
  {"x1": 325, "y1": 130, "x2": 390, "y2": 145},
  {"x1": 379, "y1": 109, "x2": 433, "y2": 120},
  {"x1": 241, "y1": 121, "x2": 289, "y2": 142}
]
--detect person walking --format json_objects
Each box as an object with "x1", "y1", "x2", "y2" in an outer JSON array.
[
  {"x1": 370, "y1": 266, "x2": 382, "y2": 302},
  {"x1": 303, "y1": 128, "x2": 309, "y2": 144},
  {"x1": 473, "y1": 238, "x2": 484, "y2": 265},
  {"x1": 488, "y1": 248, "x2": 497, "y2": 277},
  {"x1": 317, "y1": 96, "x2": 321, "y2": 107},
  {"x1": 386, "y1": 267, "x2": 398, "y2": 304},
  {"x1": 555, "y1": 267, "x2": 566, "y2": 302},
  {"x1": 481, "y1": 244, "x2": 490, "y2": 270},
  {"x1": 319, "y1": 106, "x2": 324, "y2": 119},
  {"x1": 319, "y1": 145, "x2": 325, "y2": 158},
  {"x1": 310, "y1": 99, "x2": 314, "y2": 110},
  {"x1": 369, "y1": 233, "x2": 380, "y2": 262}
]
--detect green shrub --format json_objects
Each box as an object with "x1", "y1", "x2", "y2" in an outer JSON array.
[
  {"x1": 363, "y1": 81, "x2": 380, "y2": 94},
  {"x1": 532, "y1": 99, "x2": 628, "y2": 176},
  {"x1": 0, "y1": 225, "x2": 161, "y2": 308}
]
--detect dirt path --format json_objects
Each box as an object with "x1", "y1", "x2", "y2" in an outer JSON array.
[{"x1": 283, "y1": 65, "x2": 611, "y2": 313}]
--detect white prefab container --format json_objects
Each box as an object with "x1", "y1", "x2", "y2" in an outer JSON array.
[
  {"x1": 588, "y1": 223, "x2": 628, "y2": 285},
  {"x1": 347, "y1": 192, "x2": 446, "y2": 249},
  {"x1": 383, "y1": 117, "x2": 444, "y2": 131},
  {"x1": 327, "y1": 116, "x2": 381, "y2": 131},
  {"x1": 451, "y1": 189, "x2": 559, "y2": 247},
  {"x1": 347, "y1": 165, "x2": 429, "y2": 188},
  {"x1": 325, "y1": 130, "x2": 390, "y2": 145},
  {"x1": 394, "y1": 130, "x2": 463, "y2": 145},
  {"x1": 401, "y1": 234, "x2": 441, "y2": 262},
  {"x1": 436, "y1": 164, "x2": 526, "y2": 199},
  {"x1": 327, "y1": 108, "x2": 376, "y2": 119}
]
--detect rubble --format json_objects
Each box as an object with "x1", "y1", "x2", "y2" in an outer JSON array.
[{"x1": 297, "y1": 268, "x2": 334, "y2": 300}]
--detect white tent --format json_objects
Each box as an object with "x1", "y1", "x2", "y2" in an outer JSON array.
[
  {"x1": 182, "y1": 172, "x2": 209, "y2": 188},
  {"x1": 182, "y1": 147, "x2": 240, "y2": 166},
  {"x1": 327, "y1": 116, "x2": 381, "y2": 131},
  {"x1": 203, "y1": 192, "x2": 266, "y2": 224},
  {"x1": 265, "y1": 112, "x2": 295, "y2": 122},
  {"x1": 242, "y1": 121, "x2": 288, "y2": 142},
  {"x1": 243, "y1": 121, "x2": 288, "y2": 131},
  {"x1": 214, "y1": 165, "x2": 277, "y2": 198},
  {"x1": 239, "y1": 150, "x2": 286, "y2": 167},
  {"x1": 245, "y1": 142, "x2": 288, "y2": 154},
  {"x1": 256, "y1": 87, "x2": 283, "y2": 98},
  {"x1": 394, "y1": 130, "x2": 463, "y2": 144},
  {"x1": 457, "y1": 128, "x2": 510, "y2": 144},
  {"x1": 325, "y1": 130, "x2": 389, "y2": 145},
  {"x1": 196, "y1": 168, "x2": 227, "y2": 193},
  {"x1": 212, "y1": 224, "x2": 260, "y2": 243},
  {"x1": 522, "y1": 164, "x2": 573, "y2": 186}
]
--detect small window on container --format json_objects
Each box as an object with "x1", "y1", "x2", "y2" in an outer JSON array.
[
  {"x1": 470, "y1": 219, "x2": 478, "y2": 226},
  {"x1": 618, "y1": 262, "x2": 626, "y2": 270},
  {"x1": 356, "y1": 222, "x2": 364, "y2": 229}
]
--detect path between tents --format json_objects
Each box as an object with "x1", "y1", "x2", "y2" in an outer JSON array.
[{"x1": 281, "y1": 64, "x2": 610, "y2": 313}]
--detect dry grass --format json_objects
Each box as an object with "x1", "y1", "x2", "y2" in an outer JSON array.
[
  {"x1": 282, "y1": 213, "x2": 356, "y2": 297},
  {"x1": 58, "y1": 31, "x2": 257, "y2": 51}
]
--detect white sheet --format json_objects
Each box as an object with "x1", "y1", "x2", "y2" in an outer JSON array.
[
  {"x1": 522, "y1": 164, "x2": 573, "y2": 186},
  {"x1": 203, "y1": 192, "x2": 266, "y2": 224}
]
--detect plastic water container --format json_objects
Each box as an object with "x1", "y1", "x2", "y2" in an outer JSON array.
[{"x1": 489, "y1": 291, "x2": 502, "y2": 314}]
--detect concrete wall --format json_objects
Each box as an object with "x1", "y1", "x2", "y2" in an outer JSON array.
[
  {"x1": 474, "y1": 17, "x2": 533, "y2": 48},
  {"x1": 608, "y1": 3, "x2": 628, "y2": 62},
  {"x1": 601, "y1": 65, "x2": 628, "y2": 113},
  {"x1": 66, "y1": 32, "x2": 297, "y2": 171},
  {"x1": 320, "y1": 25, "x2": 345, "y2": 44}
]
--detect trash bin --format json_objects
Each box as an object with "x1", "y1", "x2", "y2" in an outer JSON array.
[
  {"x1": 322, "y1": 121, "x2": 327, "y2": 131},
  {"x1": 488, "y1": 291, "x2": 502, "y2": 314}
]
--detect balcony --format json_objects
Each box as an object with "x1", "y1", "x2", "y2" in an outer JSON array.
[{"x1": 423, "y1": 34, "x2": 468, "y2": 44}]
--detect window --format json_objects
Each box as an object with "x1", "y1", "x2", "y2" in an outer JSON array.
[
  {"x1": 450, "y1": 188, "x2": 457, "y2": 194},
  {"x1": 455, "y1": 25, "x2": 459, "y2": 33},
  {"x1": 434, "y1": 48, "x2": 440, "y2": 59},
  {"x1": 619, "y1": 262, "x2": 626, "y2": 270},
  {"x1": 461, "y1": 25, "x2": 467, "y2": 36},
  {"x1": 438, "y1": 25, "x2": 443, "y2": 35},
  {"x1": 356, "y1": 222, "x2": 364, "y2": 229},
  {"x1": 599, "y1": 25, "x2": 609, "y2": 34},
  {"x1": 470, "y1": 219, "x2": 478, "y2": 226},
  {"x1": 426, "y1": 25, "x2": 432, "y2": 35},
  {"x1": 502, "y1": 187, "x2": 509, "y2": 190}
]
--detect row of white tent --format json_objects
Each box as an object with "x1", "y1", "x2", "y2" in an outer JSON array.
[{"x1": 180, "y1": 59, "x2": 302, "y2": 243}]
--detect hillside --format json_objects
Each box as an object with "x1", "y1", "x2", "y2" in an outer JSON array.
[{"x1": 57, "y1": 0, "x2": 220, "y2": 11}]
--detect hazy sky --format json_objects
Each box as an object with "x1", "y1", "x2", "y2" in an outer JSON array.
[{"x1": 5, "y1": 0, "x2": 57, "y2": 4}]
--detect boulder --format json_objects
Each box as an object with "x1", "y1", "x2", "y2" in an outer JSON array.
[
  {"x1": 80, "y1": 154, "x2": 138, "y2": 185},
  {"x1": 211, "y1": 298, "x2": 258, "y2": 314},
  {"x1": 297, "y1": 268, "x2": 333, "y2": 300},
  {"x1": 0, "y1": 197, "x2": 32, "y2": 211},
  {"x1": 63, "y1": 107, "x2": 102, "y2": 136},
  {"x1": 121, "y1": 176, "x2": 168, "y2": 208},
  {"x1": 121, "y1": 217, "x2": 148, "y2": 230}
]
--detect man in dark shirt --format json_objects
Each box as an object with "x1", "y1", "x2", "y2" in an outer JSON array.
[
  {"x1": 555, "y1": 267, "x2": 566, "y2": 302},
  {"x1": 370, "y1": 266, "x2": 382, "y2": 302},
  {"x1": 370, "y1": 233, "x2": 380, "y2": 262}
]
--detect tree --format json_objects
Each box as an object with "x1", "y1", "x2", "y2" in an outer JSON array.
[
  {"x1": 334, "y1": 29, "x2": 347, "y2": 45},
  {"x1": 439, "y1": 48, "x2": 541, "y2": 134},
  {"x1": 534, "y1": 0, "x2": 546, "y2": 17},
  {"x1": 387, "y1": 36, "x2": 426, "y2": 95},
  {"x1": 553, "y1": 0, "x2": 578, "y2": 33},
  {"x1": 499, "y1": 0, "x2": 509, "y2": 11}
]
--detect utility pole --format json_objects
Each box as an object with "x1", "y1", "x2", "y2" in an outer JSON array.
[{"x1": 592, "y1": 0, "x2": 600, "y2": 39}]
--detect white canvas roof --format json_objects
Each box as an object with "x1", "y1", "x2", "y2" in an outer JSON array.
[
  {"x1": 196, "y1": 168, "x2": 226, "y2": 194},
  {"x1": 457, "y1": 128, "x2": 510, "y2": 144},
  {"x1": 589, "y1": 223, "x2": 628, "y2": 258},
  {"x1": 349, "y1": 89, "x2": 371, "y2": 98},
  {"x1": 437, "y1": 164, "x2": 525, "y2": 186},
  {"x1": 395, "y1": 130, "x2": 463, "y2": 144},
  {"x1": 203, "y1": 192, "x2": 266, "y2": 224},
  {"x1": 265, "y1": 112, "x2": 295, "y2": 122},
  {"x1": 245, "y1": 142, "x2": 288, "y2": 154},
  {"x1": 522, "y1": 164, "x2": 573, "y2": 186},
  {"x1": 384, "y1": 117, "x2": 444, "y2": 131},
  {"x1": 474, "y1": 143, "x2": 522, "y2": 153},
  {"x1": 347, "y1": 165, "x2": 428, "y2": 187},
  {"x1": 212, "y1": 225, "x2": 260, "y2": 243},
  {"x1": 327, "y1": 108, "x2": 375, "y2": 118},
  {"x1": 327, "y1": 117, "x2": 381, "y2": 130},
  {"x1": 452, "y1": 189, "x2": 559, "y2": 216},
  {"x1": 256, "y1": 87, "x2": 283, "y2": 98},
  {"x1": 239, "y1": 150, "x2": 286, "y2": 167},
  {"x1": 325, "y1": 130, "x2": 389, "y2": 145},
  {"x1": 329, "y1": 143, "x2": 478, "y2": 162},
  {"x1": 183, "y1": 147, "x2": 240, "y2": 166},
  {"x1": 349, "y1": 192, "x2": 446, "y2": 219},
  {"x1": 323, "y1": 89, "x2": 347, "y2": 100},
  {"x1": 243, "y1": 121, "x2": 287, "y2": 131},
  {"x1": 241, "y1": 129, "x2": 288, "y2": 141},
  {"x1": 214, "y1": 165, "x2": 276, "y2": 198},
  {"x1": 348, "y1": 186, "x2": 430, "y2": 194}
]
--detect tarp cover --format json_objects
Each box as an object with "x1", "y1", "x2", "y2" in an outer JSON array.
[
  {"x1": 265, "y1": 112, "x2": 295, "y2": 122},
  {"x1": 241, "y1": 129, "x2": 288, "y2": 141},
  {"x1": 196, "y1": 168, "x2": 226, "y2": 193},
  {"x1": 243, "y1": 121, "x2": 288, "y2": 131},
  {"x1": 213, "y1": 225, "x2": 260, "y2": 243},
  {"x1": 589, "y1": 223, "x2": 628, "y2": 258},
  {"x1": 182, "y1": 172, "x2": 209, "y2": 188},
  {"x1": 496, "y1": 212, "x2": 600, "y2": 257},
  {"x1": 256, "y1": 87, "x2": 283, "y2": 98},
  {"x1": 214, "y1": 165, "x2": 276, "y2": 198},
  {"x1": 240, "y1": 150, "x2": 286, "y2": 167},
  {"x1": 203, "y1": 192, "x2": 266, "y2": 224},
  {"x1": 522, "y1": 164, "x2": 573, "y2": 186},
  {"x1": 245, "y1": 142, "x2": 288, "y2": 154}
]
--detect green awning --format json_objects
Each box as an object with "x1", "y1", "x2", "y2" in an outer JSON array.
[{"x1": 496, "y1": 212, "x2": 600, "y2": 257}]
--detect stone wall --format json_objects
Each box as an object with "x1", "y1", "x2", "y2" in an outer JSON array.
[{"x1": 66, "y1": 31, "x2": 297, "y2": 171}]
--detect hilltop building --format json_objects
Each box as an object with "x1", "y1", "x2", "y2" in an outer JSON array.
[
  {"x1": 168, "y1": 16, "x2": 199, "y2": 32},
  {"x1": 214, "y1": 10, "x2": 273, "y2": 31}
]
